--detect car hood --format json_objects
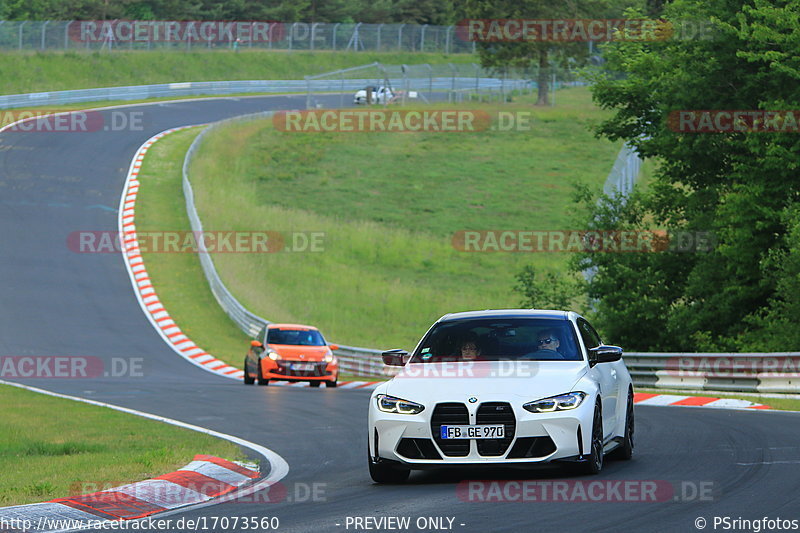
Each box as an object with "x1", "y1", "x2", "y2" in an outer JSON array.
[
  {"x1": 268, "y1": 344, "x2": 331, "y2": 361},
  {"x1": 384, "y1": 361, "x2": 588, "y2": 403}
]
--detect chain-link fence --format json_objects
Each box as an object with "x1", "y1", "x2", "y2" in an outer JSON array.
[
  {"x1": 305, "y1": 62, "x2": 588, "y2": 109},
  {"x1": 0, "y1": 21, "x2": 478, "y2": 53}
]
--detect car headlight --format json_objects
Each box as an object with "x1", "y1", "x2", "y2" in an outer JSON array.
[
  {"x1": 376, "y1": 394, "x2": 425, "y2": 415},
  {"x1": 324, "y1": 353, "x2": 335, "y2": 363},
  {"x1": 267, "y1": 352, "x2": 281, "y2": 361},
  {"x1": 523, "y1": 392, "x2": 586, "y2": 413}
]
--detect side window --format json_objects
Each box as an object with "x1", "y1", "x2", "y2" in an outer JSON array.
[
  {"x1": 577, "y1": 319, "x2": 602, "y2": 350},
  {"x1": 257, "y1": 325, "x2": 267, "y2": 345}
]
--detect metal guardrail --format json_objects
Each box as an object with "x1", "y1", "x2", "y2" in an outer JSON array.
[
  {"x1": 625, "y1": 353, "x2": 800, "y2": 394},
  {"x1": 182, "y1": 111, "x2": 390, "y2": 378},
  {"x1": 180, "y1": 93, "x2": 800, "y2": 394},
  {"x1": 603, "y1": 143, "x2": 641, "y2": 198},
  {"x1": 0, "y1": 77, "x2": 514, "y2": 110}
]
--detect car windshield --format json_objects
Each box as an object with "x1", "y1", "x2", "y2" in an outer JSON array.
[
  {"x1": 410, "y1": 318, "x2": 582, "y2": 362},
  {"x1": 267, "y1": 328, "x2": 326, "y2": 346}
]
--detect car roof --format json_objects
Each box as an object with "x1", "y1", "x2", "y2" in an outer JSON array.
[
  {"x1": 267, "y1": 323, "x2": 319, "y2": 330},
  {"x1": 437, "y1": 309, "x2": 575, "y2": 323}
]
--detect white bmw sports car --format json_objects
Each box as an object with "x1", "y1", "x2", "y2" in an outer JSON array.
[{"x1": 368, "y1": 310, "x2": 634, "y2": 483}]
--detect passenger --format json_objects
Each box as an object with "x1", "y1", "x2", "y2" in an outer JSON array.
[
  {"x1": 460, "y1": 334, "x2": 482, "y2": 361},
  {"x1": 537, "y1": 330, "x2": 561, "y2": 352}
]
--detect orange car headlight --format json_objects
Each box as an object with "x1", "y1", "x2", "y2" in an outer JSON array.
[{"x1": 267, "y1": 351, "x2": 281, "y2": 361}]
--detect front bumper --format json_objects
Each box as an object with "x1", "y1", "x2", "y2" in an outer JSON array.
[
  {"x1": 368, "y1": 397, "x2": 595, "y2": 467},
  {"x1": 261, "y1": 358, "x2": 338, "y2": 382}
]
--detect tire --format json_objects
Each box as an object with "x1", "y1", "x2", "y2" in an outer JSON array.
[
  {"x1": 309, "y1": 381, "x2": 321, "y2": 388},
  {"x1": 243, "y1": 358, "x2": 255, "y2": 385},
  {"x1": 325, "y1": 380, "x2": 338, "y2": 388},
  {"x1": 613, "y1": 389, "x2": 634, "y2": 460},
  {"x1": 368, "y1": 450, "x2": 410, "y2": 483},
  {"x1": 256, "y1": 359, "x2": 269, "y2": 386},
  {"x1": 576, "y1": 402, "x2": 604, "y2": 475}
]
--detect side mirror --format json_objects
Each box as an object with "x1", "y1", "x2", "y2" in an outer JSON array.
[
  {"x1": 382, "y1": 349, "x2": 409, "y2": 366},
  {"x1": 251, "y1": 340, "x2": 263, "y2": 348},
  {"x1": 588, "y1": 345, "x2": 623, "y2": 366},
  {"x1": 329, "y1": 344, "x2": 339, "y2": 351}
]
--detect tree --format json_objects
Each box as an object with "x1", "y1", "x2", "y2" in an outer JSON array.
[
  {"x1": 457, "y1": 0, "x2": 616, "y2": 105},
  {"x1": 577, "y1": 0, "x2": 800, "y2": 350}
]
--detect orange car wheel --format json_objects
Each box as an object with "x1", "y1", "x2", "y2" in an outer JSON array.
[{"x1": 257, "y1": 359, "x2": 270, "y2": 386}]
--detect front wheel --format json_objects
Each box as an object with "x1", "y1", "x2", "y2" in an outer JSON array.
[
  {"x1": 243, "y1": 358, "x2": 255, "y2": 385},
  {"x1": 309, "y1": 381, "x2": 321, "y2": 388},
  {"x1": 325, "y1": 380, "x2": 338, "y2": 388},
  {"x1": 613, "y1": 389, "x2": 634, "y2": 460},
  {"x1": 256, "y1": 359, "x2": 270, "y2": 386},
  {"x1": 576, "y1": 402, "x2": 603, "y2": 475}
]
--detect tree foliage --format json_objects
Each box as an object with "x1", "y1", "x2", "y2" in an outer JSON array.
[{"x1": 572, "y1": 0, "x2": 800, "y2": 350}]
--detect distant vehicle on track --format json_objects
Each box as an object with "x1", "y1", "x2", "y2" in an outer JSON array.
[
  {"x1": 244, "y1": 323, "x2": 339, "y2": 388},
  {"x1": 353, "y1": 85, "x2": 395, "y2": 105},
  {"x1": 368, "y1": 309, "x2": 634, "y2": 482}
]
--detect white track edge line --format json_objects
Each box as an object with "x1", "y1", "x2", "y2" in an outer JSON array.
[
  {"x1": 116, "y1": 126, "x2": 243, "y2": 380},
  {"x1": 0, "y1": 379, "x2": 289, "y2": 533}
]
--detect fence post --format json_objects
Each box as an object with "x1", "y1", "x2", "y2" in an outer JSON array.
[
  {"x1": 426, "y1": 63, "x2": 433, "y2": 100},
  {"x1": 19, "y1": 21, "x2": 27, "y2": 51},
  {"x1": 64, "y1": 21, "x2": 72, "y2": 50},
  {"x1": 332, "y1": 23, "x2": 340, "y2": 50},
  {"x1": 448, "y1": 63, "x2": 457, "y2": 103},
  {"x1": 376, "y1": 23, "x2": 383, "y2": 51},
  {"x1": 310, "y1": 22, "x2": 320, "y2": 51},
  {"x1": 419, "y1": 24, "x2": 427, "y2": 52},
  {"x1": 41, "y1": 21, "x2": 50, "y2": 50},
  {"x1": 397, "y1": 24, "x2": 404, "y2": 50},
  {"x1": 445, "y1": 25, "x2": 452, "y2": 54},
  {"x1": 289, "y1": 22, "x2": 296, "y2": 50}
]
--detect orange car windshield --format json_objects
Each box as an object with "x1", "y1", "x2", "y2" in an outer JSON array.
[{"x1": 267, "y1": 329, "x2": 326, "y2": 346}]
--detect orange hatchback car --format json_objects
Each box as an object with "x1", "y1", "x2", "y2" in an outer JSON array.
[{"x1": 243, "y1": 324, "x2": 340, "y2": 387}]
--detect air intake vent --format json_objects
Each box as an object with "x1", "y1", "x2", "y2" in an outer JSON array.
[
  {"x1": 431, "y1": 403, "x2": 469, "y2": 457},
  {"x1": 475, "y1": 402, "x2": 516, "y2": 456}
]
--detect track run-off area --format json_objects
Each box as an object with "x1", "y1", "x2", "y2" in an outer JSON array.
[{"x1": 1, "y1": 95, "x2": 799, "y2": 533}]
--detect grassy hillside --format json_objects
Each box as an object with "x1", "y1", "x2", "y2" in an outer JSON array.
[
  {"x1": 0, "y1": 50, "x2": 474, "y2": 95},
  {"x1": 181, "y1": 87, "x2": 624, "y2": 350}
]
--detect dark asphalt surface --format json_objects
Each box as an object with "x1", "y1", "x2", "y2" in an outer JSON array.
[{"x1": 1, "y1": 95, "x2": 799, "y2": 533}]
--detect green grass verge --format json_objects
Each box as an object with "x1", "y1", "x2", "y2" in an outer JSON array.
[
  {"x1": 0, "y1": 384, "x2": 245, "y2": 506},
  {"x1": 1, "y1": 50, "x2": 474, "y2": 95},
  {"x1": 182, "y1": 86, "x2": 621, "y2": 351},
  {"x1": 636, "y1": 388, "x2": 800, "y2": 412}
]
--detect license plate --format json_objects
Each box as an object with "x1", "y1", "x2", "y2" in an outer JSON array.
[
  {"x1": 291, "y1": 363, "x2": 315, "y2": 371},
  {"x1": 440, "y1": 424, "x2": 505, "y2": 439}
]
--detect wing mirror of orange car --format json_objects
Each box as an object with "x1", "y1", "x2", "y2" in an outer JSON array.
[
  {"x1": 382, "y1": 349, "x2": 409, "y2": 366},
  {"x1": 329, "y1": 344, "x2": 339, "y2": 351},
  {"x1": 251, "y1": 340, "x2": 263, "y2": 348}
]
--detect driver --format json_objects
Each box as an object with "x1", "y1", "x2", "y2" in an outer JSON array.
[
  {"x1": 537, "y1": 330, "x2": 561, "y2": 352},
  {"x1": 459, "y1": 333, "x2": 482, "y2": 361}
]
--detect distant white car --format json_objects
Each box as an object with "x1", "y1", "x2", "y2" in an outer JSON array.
[
  {"x1": 354, "y1": 85, "x2": 394, "y2": 105},
  {"x1": 368, "y1": 309, "x2": 635, "y2": 483}
]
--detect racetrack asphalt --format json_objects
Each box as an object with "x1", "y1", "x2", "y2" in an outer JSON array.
[{"x1": 1, "y1": 95, "x2": 799, "y2": 533}]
